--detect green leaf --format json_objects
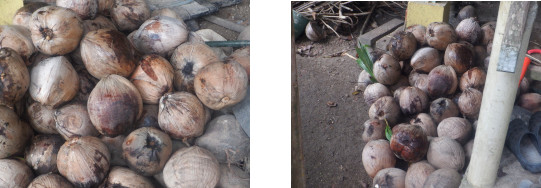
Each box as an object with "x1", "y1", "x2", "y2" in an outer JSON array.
[
  {"x1": 385, "y1": 119, "x2": 392, "y2": 141},
  {"x1": 354, "y1": 42, "x2": 378, "y2": 83}
]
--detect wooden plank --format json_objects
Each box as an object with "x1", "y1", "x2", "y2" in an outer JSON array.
[
  {"x1": 357, "y1": 18, "x2": 403, "y2": 47},
  {"x1": 203, "y1": 15, "x2": 246, "y2": 32},
  {"x1": 291, "y1": 13, "x2": 306, "y2": 188}
]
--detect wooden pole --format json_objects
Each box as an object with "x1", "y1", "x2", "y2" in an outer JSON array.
[
  {"x1": 462, "y1": 2, "x2": 537, "y2": 187},
  {"x1": 291, "y1": 13, "x2": 306, "y2": 188}
]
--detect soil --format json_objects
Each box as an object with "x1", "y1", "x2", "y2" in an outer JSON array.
[
  {"x1": 295, "y1": 2, "x2": 541, "y2": 187},
  {"x1": 197, "y1": 0, "x2": 250, "y2": 41}
]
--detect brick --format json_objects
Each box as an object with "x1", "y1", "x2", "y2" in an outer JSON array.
[{"x1": 357, "y1": 18, "x2": 404, "y2": 47}]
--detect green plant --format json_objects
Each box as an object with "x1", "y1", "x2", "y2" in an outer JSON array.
[
  {"x1": 355, "y1": 43, "x2": 378, "y2": 83},
  {"x1": 385, "y1": 119, "x2": 392, "y2": 141}
]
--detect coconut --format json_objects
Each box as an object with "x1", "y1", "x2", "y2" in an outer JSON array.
[
  {"x1": 437, "y1": 117, "x2": 472, "y2": 144},
  {"x1": 56, "y1": 0, "x2": 98, "y2": 20},
  {"x1": 305, "y1": 21, "x2": 326, "y2": 42},
  {"x1": 134, "y1": 104, "x2": 160, "y2": 129},
  {"x1": 473, "y1": 45, "x2": 487, "y2": 66},
  {"x1": 480, "y1": 21, "x2": 496, "y2": 46},
  {"x1": 444, "y1": 42, "x2": 475, "y2": 74},
  {"x1": 425, "y1": 22, "x2": 457, "y2": 50},
  {"x1": 373, "y1": 54, "x2": 401, "y2": 85},
  {"x1": 362, "y1": 139, "x2": 396, "y2": 178},
  {"x1": 195, "y1": 115, "x2": 249, "y2": 165},
  {"x1": 520, "y1": 77, "x2": 530, "y2": 95},
  {"x1": 389, "y1": 75, "x2": 410, "y2": 93},
  {"x1": 373, "y1": 168, "x2": 406, "y2": 188},
  {"x1": 369, "y1": 96, "x2": 401, "y2": 126},
  {"x1": 405, "y1": 160, "x2": 435, "y2": 188},
  {"x1": 29, "y1": 6, "x2": 84, "y2": 55},
  {"x1": 427, "y1": 137, "x2": 465, "y2": 170},
  {"x1": 100, "y1": 167, "x2": 155, "y2": 188},
  {"x1": 100, "y1": 135, "x2": 126, "y2": 167},
  {"x1": 194, "y1": 61, "x2": 248, "y2": 110},
  {"x1": 130, "y1": 54, "x2": 174, "y2": 104},
  {"x1": 24, "y1": 134, "x2": 64, "y2": 174},
  {"x1": 12, "y1": 2, "x2": 49, "y2": 29},
  {"x1": 151, "y1": 8, "x2": 180, "y2": 20},
  {"x1": 0, "y1": 25, "x2": 36, "y2": 63},
  {"x1": 427, "y1": 65, "x2": 458, "y2": 98},
  {"x1": 170, "y1": 42, "x2": 219, "y2": 93},
  {"x1": 457, "y1": 5, "x2": 476, "y2": 21},
  {"x1": 455, "y1": 17, "x2": 481, "y2": 44},
  {"x1": 410, "y1": 47, "x2": 441, "y2": 73},
  {"x1": 0, "y1": 48, "x2": 30, "y2": 107},
  {"x1": 55, "y1": 102, "x2": 100, "y2": 140},
  {"x1": 132, "y1": 16, "x2": 189, "y2": 57},
  {"x1": 123, "y1": 127, "x2": 172, "y2": 176},
  {"x1": 0, "y1": 106, "x2": 33, "y2": 159},
  {"x1": 111, "y1": 0, "x2": 150, "y2": 32},
  {"x1": 362, "y1": 119, "x2": 387, "y2": 142},
  {"x1": 0, "y1": 159, "x2": 33, "y2": 187},
  {"x1": 458, "y1": 88, "x2": 483, "y2": 119},
  {"x1": 158, "y1": 92, "x2": 206, "y2": 140},
  {"x1": 28, "y1": 174, "x2": 73, "y2": 188},
  {"x1": 405, "y1": 24, "x2": 426, "y2": 46},
  {"x1": 423, "y1": 168, "x2": 462, "y2": 188},
  {"x1": 410, "y1": 113, "x2": 437, "y2": 137},
  {"x1": 388, "y1": 31, "x2": 418, "y2": 60},
  {"x1": 364, "y1": 83, "x2": 392, "y2": 106},
  {"x1": 30, "y1": 56, "x2": 79, "y2": 107},
  {"x1": 163, "y1": 146, "x2": 220, "y2": 188},
  {"x1": 390, "y1": 123, "x2": 428, "y2": 162},
  {"x1": 393, "y1": 86, "x2": 406, "y2": 102},
  {"x1": 26, "y1": 99, "x2": 57, "y2": 134},
  {"x1": 399, "y1": 86, "x2": 429, "y2": 116},
  {"x1": 429, "y1": 98, "x2": 459, "y2": 123},
  {"x1": 518, "y1": 93, "x2": 541, "y2": 112},
  {"x1": 459, "y1": 67, "x2": 486, "y2": 91},
  {"x1": 355, "y1": 70, "x2": 373, "y2": 92}
]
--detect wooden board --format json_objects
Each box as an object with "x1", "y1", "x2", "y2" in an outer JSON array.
[{"x1": 147, "y1": 0, "x2": 241, "y2": 20}]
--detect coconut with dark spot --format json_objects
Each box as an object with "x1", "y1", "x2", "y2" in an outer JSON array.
[
  {"x1": 405, "y1": 24, "x2": 426, "y2": 46},
  {"x1": 57, "y1": 136, "x2": 110, "y2": 188},
  {"x1": 427, "y1": 65, "x2": 458, "y2": 98},
  {"x1": 429, "y1": 97, "x2": 459, "y2": 123},
  {"x1": 444, "y1": 42, "x2": 475, "y2": 74},
  {"x1": 362, "y1": 119, "x2": 386, "y2": 142},
  {"x1": 459, "y1": 67, "x2": 486, "y2": 91},
  {"x1": 390, "y1": 123, "x2": 428, "y2": 162},
  {"x1": 110, "y1": 0, "x2": 150, "y2": 32},
  {"x1": 28, "y1": 173, "x2": 73, "y2": 188},
  {"x1": 458, "y1": 88, "x2": 483, "y2": 119},
  {"x1": 388, "y1": 31, "x2": 417, "y2": 60},
  {"x1": 0, "y1": 106, "x2": 33, "y2": 159},
  {"x1": 455, "y1": 17, "x2": 481, "y2": 44},
  {"x1": 368, "y1": 96, "x2": 401, "y2": 126},
  {"x1": 132, "y1": 16, "x2": 189, "y2": 57},
  {"x1": 158, "y1": 92, "x2": 206, "y2": 140},
  {"x1": 100, "y1": 166, "x2": 155, "y2": 187},
  {"x1": 194, "y1": 61, "x2": 248, "y2": 110},
  {"x1": 372, "y1": 168, "x2": 406, "y2": 188},
  {"x1": 457, "y1": 5, "x2": 476, "y2": 21},
  {"x1": 25, "y1": 134, "x2": 64, "y2": 174},
  {"x1": 0, "y1": 47, "x2": 30, "y2": 108},
  {"x1": 29, "y1": 6, "x2": 83, "y2": 55},
  {"x1": 437, "y1": 117, "x2": 472, "y2": 144},
  {"x1": 373, "y1": 54, "x2": 401, "y2": 85},
  {"x1": 362, "y1": 139, "x2": 396, "y2": 178},
  {"x1": 12, "y1": 2, "x2": 49, "y2": 29},
  {"x1": 26, "y1": 99, "x2": 57, "y2": 134},
  {"x1": 364, "y1": 83, "x2": 391, "y2": 106},
  {"x1": 55, "y1": 102, "x2": 100, "y2": 140},
  {"x1": 410, "y1": 47, "x2": 441, "y2": 73},
  {"x1": 410, "y1": 113, "x2": 437, "y2": 137},
  {"x1": 0, "y1": 25, "x2": 36, "y2": 64},
  {"x1": 399, "y1": 86, "x2": 429, "y2": 116},
  {"x1": 170, "y1": 42, "x2": 219, "y2": 93},
  {"x1": 480, "y1": 21, "x2": 496, "y2": 46},
  {"x1": 123, "y1": 127, "x2": 172, "y2": 176},
  {"x1": 56, "y1": 0, "x2": 98, "y2": 20}
]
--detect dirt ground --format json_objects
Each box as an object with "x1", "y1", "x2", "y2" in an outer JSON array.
[{"x1": 295, "y1": 2, "x2": 541, "y2": 187}]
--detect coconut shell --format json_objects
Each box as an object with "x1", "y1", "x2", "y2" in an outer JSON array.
[
  {"x1": 373, "y1": 54, "x2": 401, "y2": 85},
  {"x1": 123, "y1": 127, "x2": 172, "y2": 176},
  {"x1": 480, "y1": 21, "x2": 496, "y2": 46},
  {"x1": 405, "y1": 160, "x2": 435, "y2": 188},
  {"x1": 30, "y1": 56, "x2": 79, "y2": 107},
  {"x1": 444, "y1": 43, "x2": 475, "y2": 74},
  {"x1": 425, "y1": 22, "x2": 457, "y2": 50},
  {"x1": 455, "y1": 17, "x2": 481, "y2": 44},
  {"x1": 362, "y1": 139, "x2": 397, "y2": 178},
  {"x1": 132, "y1": 16, "x2": 189, "y2": 57},
  {"x1": 423, "y1": 168, "x2": 462, "y2": 188},
  {"x1": 57, "y1": 136, "x2": 110, "y2": 188},
  {"x1": 390, "y1": 123, "x2": 428, "y2": 162},
  {"x1": 88, "y1": 74, "x2": 143, "y2": 137},
  {"x1": 230, "y1": 47, "x2": 250, "y2": 79},
  {"x1": 26, "y1": 100, "x2": 57, "y2": 134},
  {"x1": 29, "y1": 6, "x2": 84, "y2": 55},
  {"x1": 372, "y1": 168, "x2": 406, "y2": 188},
  {"x1": 459, "y1": 67, "x2": 486, "y2": 91},
  {"x1": 427, "y1": 65, "x2": 458, "y2": 98},
  {"x1": 518, "y1": 93, "x2": 541, "y2": 112},
  {"x1": 355, "y1": 70, "x2": 373, "y2": 92},
  {"x1": 0, "y1": 48, "x2": 30, "y2": 107},
  {"x1": 101, "y1": 166, "x2": 155, "y2": 188},
  {"x1": 410, "y1": 47, "x2": 441, "y2": 73},
  {"x1": 458, "y1": 88, "x2": 483, "y2": 119},
  {"x1": 24, "y1": 134, "x2": 64, "y2": 174},
  {"x1": 399, "y1": 86, "x2": 429, "y2": 116},
  {"x1": 56, "y1": 0, "x2": 98, "y2": 20},
  {"x1": 410, "y1": 113, "x2": 437, "y2": 137},
  {"x1": 388, "y1": 31, "x2": 418, "y2": 60},
  {"x1": 0, "y1": 25, "x2": 36, "y2": 64},
  {"x1": 158, "y1": 92, "x2": 206, "y2": 139},
  {"x1": 0, "y1": 159, "x2": 33, "y2": 187},
  {"x1": 28, "y1": 174, "x2": 73, "y2": 188},
  {"x1": 163, "y1": 146, "x2": 220, "y2": 188},
  {"x1": 82, "y1": 15, "x2": 117, "y2": 35},
  {"x1": 12, "y1": 2, "x2": 49, "y2": 29},
  {"x1": 405, "y1": 24, "x2": 426, "y2": 46},
  {"x1": 170, "y1": 42, "x2": 219, "y2": 93},
  {"x1": 429, "y1": 97, "x2": 459, "y2": 123},
  {"x1": 457, "y1": 5, "x2": 476, "y2": 21},
  {"x1": 194, "y1": 61, "x2": 248, "y2": 110},
  {"x1": 111, "y1": 0, "x2": 150, "y2": 32},
  {"x1": 437, "y1": 117, "x2": 472, "y2": 144},
  {"x1": 0, "y1": 106, "x2": 33, "y2": 159},
  {"x1": 426, "y1": 137, "x2": 465, "y2": 170},
  {"x1": 364, "y1": 83, "x2": 392, "y2": 106},
  {"x1": 55, "y1": 103, "x2": 99, "y2": 140},
  {"x1": 81, "y1": 29, "x2": 136, "y2": 79},
  {"x1": 369, "y1": 96, "x2": 401, "y2": 126},
  {"x1": 362, "y1": 119, "x2": 386, "y2": 142},
  {"x1": 130, "y1": 54, "x2": 174, "y2": 104}
]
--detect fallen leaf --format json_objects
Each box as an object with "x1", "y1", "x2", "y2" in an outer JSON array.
[
  {"x1": 327, "y1": 101, "x2": 337, "y2": 107},
  {"x1": 352, "y1": 91, "x2": 360, "y2": 95}
]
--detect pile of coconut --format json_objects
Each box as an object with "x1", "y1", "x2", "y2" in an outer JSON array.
[
  {"x1": 356, "y1": 13, "x2": 535, "y2": 187},
  {"x1": 0, "y1": 0, "x2": 250, "y2": 187}
]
